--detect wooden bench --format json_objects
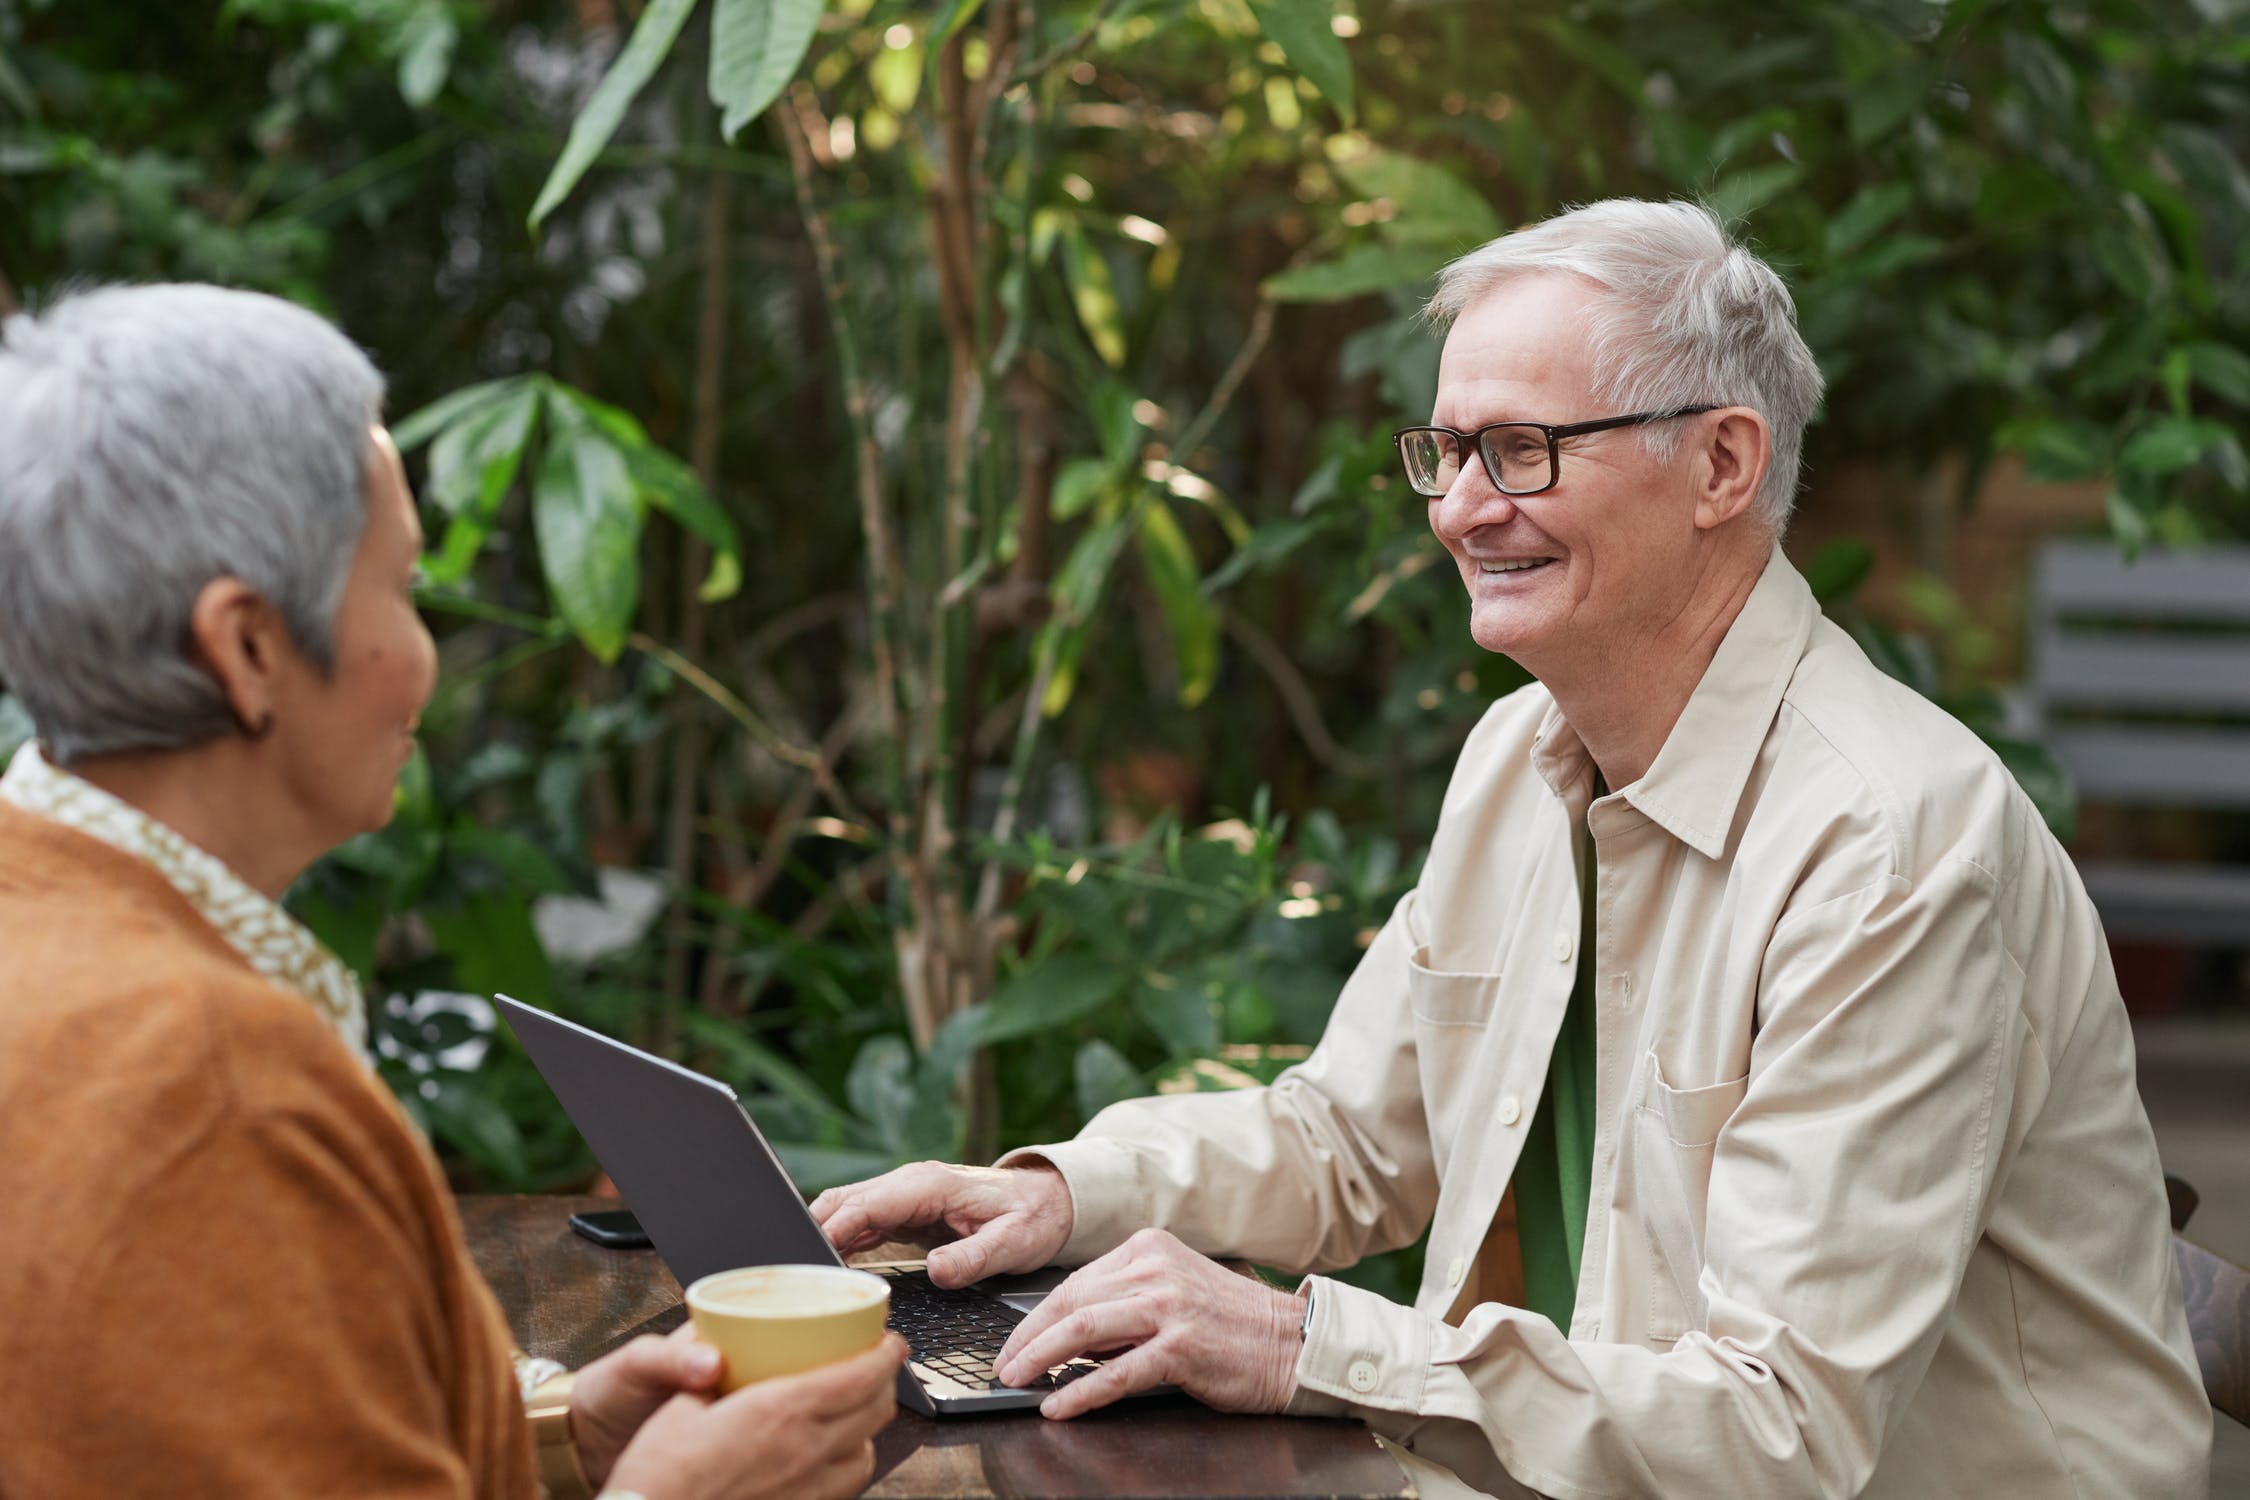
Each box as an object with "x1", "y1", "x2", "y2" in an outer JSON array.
[{"x1": 2026, "y1": 540, "x2": 2250, "y2": 946}]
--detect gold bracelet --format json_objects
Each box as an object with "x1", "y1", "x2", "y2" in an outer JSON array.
[{"x1": 527, "y1": 1370, "x2": 595, "y2": 1500}]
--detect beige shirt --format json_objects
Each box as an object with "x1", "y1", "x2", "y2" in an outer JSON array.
[{"x1": 1019, "y1": 551, "x2": 2209, "y2": 1498}]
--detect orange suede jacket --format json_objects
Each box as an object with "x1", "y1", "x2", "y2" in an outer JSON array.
[{"x1": 0, "y1": 803, "x2": 536, "y2": 1498}]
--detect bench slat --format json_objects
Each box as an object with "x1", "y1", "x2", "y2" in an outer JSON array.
[
  {"x1": 2048, "y1": 726, "x2": 2250, "y2": 807},
  {"x1": 2034, "y1": 633, "x2": 2250, "y2": 713},
  {"x1": 2081, "y1": 862, "x2": 2250, "y2": 945},
  {"x1": 2036, "y1": 541, "x2": 2250, "y2": 623}
]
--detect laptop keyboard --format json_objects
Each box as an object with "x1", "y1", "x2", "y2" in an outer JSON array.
[{"x1": 878, "y1": 1267, "x2": 1097, "y2": 1393}]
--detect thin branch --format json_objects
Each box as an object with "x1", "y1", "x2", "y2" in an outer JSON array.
[
  {"x1": 697, "y1": 701, "x2": 866, "y2": 1017},
  {"x1": 626, "y1": 631, "x2": 869, "y2": 827},
  {"x1": 1013, "y1": 0, "x2": 1123, "y2": 83},
  {"x1": 663, "y1": 169, "x2": 731, "y2": 1005},
  {"x1": 972, "y1": 625, "x2": 1064, "y2": 922},
  {"x1": 1172, "y1": 294, "x2": 1277, "y2": 461},
  {"x1": 1218, "y1": 608, "x2": 1389, "y2": 780},
  {"x1": 774, "y1": 95, "x2": 908, "y2": 828},
  {"x1": 740, "y1": 590, "x2": 857, "y2": 660}
]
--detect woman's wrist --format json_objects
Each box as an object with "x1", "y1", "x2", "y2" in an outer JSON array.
[{"x1": 526, "y1": 1370, "x2": 597, "y2": 1500}]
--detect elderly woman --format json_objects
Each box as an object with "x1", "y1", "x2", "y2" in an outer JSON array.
[{"x1": 0, "y1": 284, "x2": 902, "y2": 1499}]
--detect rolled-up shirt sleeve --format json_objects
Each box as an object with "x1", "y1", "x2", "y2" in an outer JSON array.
[
  {"x1": 1287, "y1": 856, "x2": 2037, "y2": 1500},
  {"x1": 1002, "y1": 890, "x2": 1443, "y2": 1273}
]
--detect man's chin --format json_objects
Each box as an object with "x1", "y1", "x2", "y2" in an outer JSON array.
[{"x1": 1467, "y1": 605, "x2": 1557, "y2": 662}]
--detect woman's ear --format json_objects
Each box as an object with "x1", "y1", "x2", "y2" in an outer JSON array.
[
  {"x1": 1692, "y1": 408, "x2": 1773, "y2": 531},
  {"x1": 186, "y1": 578, "x2": 287, "y2": 739}
]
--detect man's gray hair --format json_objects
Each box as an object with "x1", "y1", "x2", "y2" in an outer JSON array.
[
  {"x1": 1427, "y1": 200, "x2": 1825, "y2": 529},
  {"x1": 0, "y1": 284, "x2": 384, "y2": 764}
]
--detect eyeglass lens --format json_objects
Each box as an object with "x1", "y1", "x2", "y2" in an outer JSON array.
[{"x1": 1398, "y1": 427, "x2": 1552, "y2": 497}]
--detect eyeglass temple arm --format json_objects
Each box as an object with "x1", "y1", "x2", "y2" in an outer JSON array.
[{"x1": 1547, "y1": 405, "x2": 1721, "y2": 439}]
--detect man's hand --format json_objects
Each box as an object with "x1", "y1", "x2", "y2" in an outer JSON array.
[
  {"x1": 810, "y1": 1160, "x2": 1074, "y2": 1289},
  {"x1": 599, "y1": 1333, "x2": 907, "y2": 1500},
  {"x1": 569, "y1": 1325, "x2": 723, "y2": 1488},
  {"x1": 992, "y1": 1228, "x2": 1305, "y2": 1421}
]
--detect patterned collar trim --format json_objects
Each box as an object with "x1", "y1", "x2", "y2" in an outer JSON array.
[{"x1": 0, "y1": 742, "x2": 369, "y2": 1060}]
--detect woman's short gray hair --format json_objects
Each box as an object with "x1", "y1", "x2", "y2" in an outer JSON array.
[
  {"x1": 0, "y1": 284, "x2": 384, "y2": 765},
  {"x1": 1426, "y1": 199, "x2": 1825, "y2": 530}
]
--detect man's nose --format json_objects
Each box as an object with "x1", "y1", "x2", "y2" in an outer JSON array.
[{"x1": 1429, "y1": 458, "x2": 1519, "y2": 540}]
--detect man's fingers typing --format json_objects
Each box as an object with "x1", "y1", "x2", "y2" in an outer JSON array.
[
  {"x1": 999, "y1": 1297, "x2": 1153, "y2": 1387},
  {"x1": 1038, "y1": 1341, "x2": 1169, "y2": 1421},
  {"x1": 995, "y1": 1260, "x2": 1098, "y2": 1368}
]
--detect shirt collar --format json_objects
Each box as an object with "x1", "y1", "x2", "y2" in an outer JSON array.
[
  {"x1": 0, "y1": 741, "x2": 370, "y2": 1059},
  {"x1": 1529, "y1": 546, "x2": 1819, "y2": 859}
]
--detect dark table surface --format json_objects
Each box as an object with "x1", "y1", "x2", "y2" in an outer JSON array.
[{"x1": 459, "y1": 1195, "x2": 1415, "y2": 1500}]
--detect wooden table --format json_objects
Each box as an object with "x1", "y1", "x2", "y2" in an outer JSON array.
[{"x1": 461, "y1": 1196, "x2": 1415, "y2": 1500}]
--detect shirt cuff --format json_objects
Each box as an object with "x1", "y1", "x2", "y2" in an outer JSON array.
[
  {"x1": 513, "y1": 1349, "x2": 568, "y2": 1403},
  {"x1": 993, "y1": 1138, "x2": 1150, "y2": 1266},
  {"x1": 1286, "y1": 1274, "x2": 1431, "y2": 1421}
]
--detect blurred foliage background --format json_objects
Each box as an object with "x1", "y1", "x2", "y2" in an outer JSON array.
[{"x1": 4, "y1": 0, "x2": 2248, "y2": 1295}]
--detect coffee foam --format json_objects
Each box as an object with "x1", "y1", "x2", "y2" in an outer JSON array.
[{"x1": 693, "y1": 1267, "x2": 887, "y2": 1317}]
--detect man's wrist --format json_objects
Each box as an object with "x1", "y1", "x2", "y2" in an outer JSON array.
[{"x1": 1264, "y1": 1282, "x2": 1312, "y2": 1411}]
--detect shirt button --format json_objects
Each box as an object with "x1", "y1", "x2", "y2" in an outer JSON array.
[
  {"x1": 1553, "y1": 929, "x2": 1574, "y2": 962},
  {"x1": 1496, "y1": 1095, "x2": 1522, "y2": 1126},
  {"x1": 1347, "y1": 1359, "x2": 1379, "y2": 1393},
  {"x1": 1445, "y1": 1255, "x2": 1466, "y2": 1288}
]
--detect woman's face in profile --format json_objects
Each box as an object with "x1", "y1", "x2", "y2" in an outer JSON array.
[{"x1": 268, "y1": 426, "x2": 437, "y2": 842}]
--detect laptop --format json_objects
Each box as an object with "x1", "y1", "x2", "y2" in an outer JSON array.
[{"x1": 495, "y1": 995, "x2": 1118, "y2": 1415}]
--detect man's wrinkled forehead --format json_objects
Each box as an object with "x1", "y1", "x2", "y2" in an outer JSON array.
[{"x1": 1433, "y1": 274, "x2": 1604, "y2": 424}]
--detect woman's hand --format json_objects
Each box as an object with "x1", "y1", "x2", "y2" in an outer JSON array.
[
  {"x1": 992, "y1": 1228, "x2": 1304, "y2": 1421},
  {"x1": 567, "y1": 1325, "x2": 723, "y2": 1489},
  {"x1": 599, "y1": 1333, "x2": 907, "y2": 1500},
  {"x1": 811, "y1": 1160, "x2": 1074, "y2": 1289}
]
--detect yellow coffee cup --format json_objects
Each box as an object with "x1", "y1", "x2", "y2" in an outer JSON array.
[{"x1": 683, "y1": 1264, "x2": 892, "y2": 1393}]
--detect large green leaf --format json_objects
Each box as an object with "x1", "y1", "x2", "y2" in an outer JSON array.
[
  {"x1": 1264, "y1": 243, "x2": 1447, "y2": 303},
  {"x1": 390, "y1": 377, "x2": 524, "y2": 451},
  {"x1": 422, "y1": 1072, "x2": 531, "y2": 1182},
  {"x1": 845, "y1": 1035, "x2": 917, "y2": 1153},
  {"x1": 528, "y1": 0, "x2": 700, "y2": 228},
  {"x1": 1074, "y1": 1039, "x2": 1145, "y2": 1122},
  {"x1": 426, "y1": 891, "x2": 555, "y2": 1007},
  {"x1": 1137, "y1": 501, "x2": 1219, "y2": 708},
  {"x1": 532, "y1": 427, "x2": 643, "y2": 662},
  {"x1": 623, "y1": 444, "x2": 743, "y2": 602},
  {"x1": 1705, "y1": 163, "x2": 1805, "y2": 226},
  {"x1": 1824, "y1": 182, "x2": 1913, "y2": 258},
  {"x1": 424, "y1": 382, "x2": 539, "y2": 518},
  {"x1": 395, "y1": 0, "x2": 457, "y2": 108},
  {"x1": 2184, "y1": 342, "x2": 2250, "y2": 407},
  {"x1": 1132, "y1": 973, "x2": 1222, "y2": 1057},
  {"x1": 1803, "y1": 537, "x2": 1873, "y2": 606},
  {"x1": 976, "y1": 953, "x2": 1133, "y2": 1046},
  {"x1": 1245, "y1": 0, "x2": 1352, "y2": 124},
  {"x1": 2119, "y1": 417, "x2": 2220, "y2": 476},
  {"x1": 709, "y1": 0, "x2": 827, "y2": 143},
  {"x1": 1328, "y1": 145, "x2": 1498, "y2": 246},
  {"x1": 1062, "y1": 227, "x2": 1127, "y2": 368}
]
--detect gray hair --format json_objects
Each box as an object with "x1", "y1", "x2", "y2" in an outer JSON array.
[
  {"x1": 0, "y1": 284, "x2": 384, "y2": 764},
  {"x1": 1426, "y1": 199, "x2": 1825, "y2": 529}
]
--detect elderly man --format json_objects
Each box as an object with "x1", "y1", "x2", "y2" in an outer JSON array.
[{"x1": 816, "y1": 200, "x2": 2210, "y2": 1497}]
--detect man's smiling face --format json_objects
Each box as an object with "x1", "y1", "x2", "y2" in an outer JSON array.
[{"x1": 1428, "y1": 273, "x2": 1703, "y2": 667}]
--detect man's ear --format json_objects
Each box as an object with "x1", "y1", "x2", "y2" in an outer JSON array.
[
  {"x1": 1692, "y1": 408, "x2": 1772, "y2": 531},
  {"x1": 186, "y1": 577, "x2": 286, "y2": 739}
]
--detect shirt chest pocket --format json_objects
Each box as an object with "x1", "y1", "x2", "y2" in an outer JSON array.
[
  {"x1": 1626, "y1": 1051, "x2": 1749, "y2": 1342},
  {"x1": 1405, "y1": 949, "x2": 1502, "y2": 1172}
]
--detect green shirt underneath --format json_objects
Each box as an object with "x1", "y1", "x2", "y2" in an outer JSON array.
[{"x1": 1512, "y1": 790, "x2": 1600, "y2": 1334}]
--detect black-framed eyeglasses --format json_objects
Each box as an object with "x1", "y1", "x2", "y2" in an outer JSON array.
[{"x1": 1391, "y1": 406, "x2": 1719, "y2": 498}]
